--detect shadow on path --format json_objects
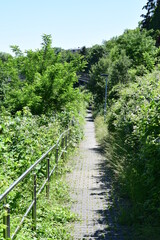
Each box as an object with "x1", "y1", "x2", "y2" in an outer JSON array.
[
  {"x1": 85, "y1": 110, "x2": 94, "y2": 122},
  {"x1": 69, "y1": 110, "x2": 131, "y2": 240},
  {"x1": 83, "y1": 146, "x2": 129, "y2": 240}
]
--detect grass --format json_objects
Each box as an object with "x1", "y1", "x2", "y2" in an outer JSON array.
[
  {"x1": 94, "y1": 113, "x2": 160, "y2": 240},
  {"x1": 1, "y1": 149, "x2": 78, "y2": 240},
  {"x1": 94, "y1": 115, "x2": 108, "y2": 145},
  {"x1": 13, "y1": 178, "x2": 76, "y2": 239}
]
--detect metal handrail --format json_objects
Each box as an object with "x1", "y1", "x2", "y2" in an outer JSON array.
[
  {"x1": 0, "y1": 128, "x2": 69, "y2": 202},
  {"x1": 0, "y1": 126, "x2": 72, "y2": 239}
]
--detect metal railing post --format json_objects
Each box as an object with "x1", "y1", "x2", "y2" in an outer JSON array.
[
  {"x1": 46, "y1": 158, "x2": 50, "y2": 198},
  {"x1": 32, "y1": 173, "x2": 37, "y2": 231},
  {"x1": 55, "y1": 146, "x2": 59, "y2": 165},
  {"x1": 3, "y1": 202, "x2": 10, "y2": 239},
  {"x1": 68, "y1": 124, "x2": 70, "y2": 143},
  {"x1": 0, "y1": 128, "x2": 75, "y2": 239},
  {"x1": 71, "y1": 118, "x2": 74, "y2": 127},
  {"x1": 62, "y1": 137, "x2": 65, "y2": 160},
  {"x1": 65, "y1": 134, "x2": 68, "y2": 155}
]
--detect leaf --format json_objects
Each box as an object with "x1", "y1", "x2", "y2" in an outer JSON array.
[{"x1": 0, "y1": 223, "x2": 7, "y2": 229}]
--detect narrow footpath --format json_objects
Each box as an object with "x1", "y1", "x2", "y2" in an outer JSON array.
[{"x1": 67, "y1": 110, "x2": 126, "y2": 240}]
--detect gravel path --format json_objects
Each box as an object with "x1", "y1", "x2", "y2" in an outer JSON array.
[{"x1": 67, "y1": 110, "x2": 126, "y2": 240}]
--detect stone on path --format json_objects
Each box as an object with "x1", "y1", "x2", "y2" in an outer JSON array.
[{"x1": 67, "y1": 110, "x2": 125, "y2": 240}]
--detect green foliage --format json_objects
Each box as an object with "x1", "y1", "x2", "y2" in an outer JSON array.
[
  {"x1": 90, "y1": 26, "x2": 160, "y2": 238},
  {"x1": 0, "y1": 104, "x2": 86, "y2": 239},
  {"x1": 0, "y1": 107, "x2": 59, "y2": 193},
  {"x1": 88, "y1": 57, "x2": 109, "y2": 109},
  {"x1": 108, "y1": 49, "x2": 131, "y2": 86},
  {"x1": 89, "y1": 28, "x2": 158, "y2": 110},
  {"x1": 141, "y1": 0, "x2": 160, "y2": 31},
  {"x1": 79, "y1": 44, "x2": 105, "y2": 73},
  {"x1": 0, "y1": 52, "x2": 12, "y2": 62},
  {"x1": 86, "y1": 44, "x2": 105, "y2": 72},
  {"x1": 0, "y1": 33, "x2": 89, "y2": 239},
  {"x1": 10, "y1": 45, "x2": 23, "y2": 57},
  {"x1": 0, "y1": 34, "x2": 87, "y2": 115},
  {"x1": 116, "y1": 28, "x2": 157, "y2": 68},
  {"x1": 103, "y1": 70, "x2": 160, "y2": 229},
  {"x1": 141, "y1": 0, "x2": 160, "y2": 46},
  {"x1": 94, "y1": 72, "x2": 160, "y2": 238}
]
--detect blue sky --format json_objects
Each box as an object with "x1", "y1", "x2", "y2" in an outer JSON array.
[{"x1": 0, "y1": 0, "x2": 147, "y2": 54}]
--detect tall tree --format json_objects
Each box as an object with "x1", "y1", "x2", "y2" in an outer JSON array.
[
  {"x1": 141, "y1": 0, "x2": 155, "y2": 29},
  {"x1": 149, "y1": 0, "x2": 160, "y2": 31},
  {"x1": 141, "y1": 0, "x2": 160, "y2": 45}
]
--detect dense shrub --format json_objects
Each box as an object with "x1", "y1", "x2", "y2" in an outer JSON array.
[
  {"x1": 0, "y1": 35, "x2": 86, "y2": 115},
  {"x1": 105, "y1": 70, "x2": 160, "y2": 223}
]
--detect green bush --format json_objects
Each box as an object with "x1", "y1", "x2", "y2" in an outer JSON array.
[
  {"x1": 106, "y1": 70, "x2": 160, "y2": 222},
  {"x1": 0, "y1": 34, "x2": 86, "y2": 115},
  {"x1": 0, "y1": 104, "x2": 86, "y2": 239}
]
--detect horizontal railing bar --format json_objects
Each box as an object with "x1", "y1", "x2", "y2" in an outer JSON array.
[
  {"x1": 37, "y1": 178, "x2": 48, "y2": 197},
  {"x1": 0, "y1": 148, "x2": 52, "y2": 202},
  {"x1": 37, "y1": 149, "x2": 67, "y2": 199},
  {"x1": 11, "y1": 164, "x2": 57, "y2": 239},
  {"x1": 1, "y1": 125, "x2": 72, "y2": 239},
  {"x1": 58, "y1": 151, "x2": 63, "y2": 162},
  {"x1": 37, "y1": 164, "x2": 56, "y2": 197},
  {"x1": 11, "y1": 200, "x2": 35, "y2": 240},
  {"x1": 49, "y1": 165, "x2": 56, "y2": 178},
  {"x1": 56, "y1": 128, "x2": 71, "y2": 145},
  {"x1": 0, "y1": 128, "x2": 70, "y2": 202}
]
